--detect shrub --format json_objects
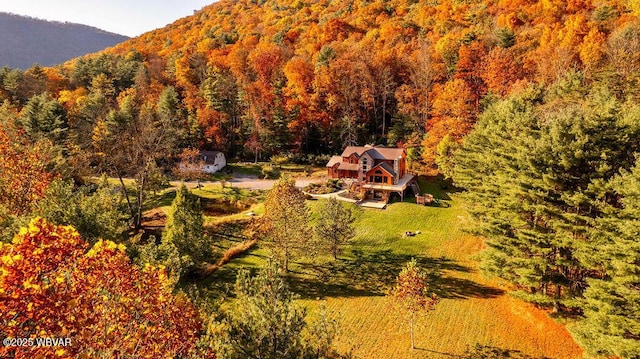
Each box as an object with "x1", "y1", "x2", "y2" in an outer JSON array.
[
  {"x1": 270, "y1": 153, "x2": 291, "y2": 167},
  {"x1": 303, "y1": 180, "x2": 342, "y2": 195},
  {"x1": 261, "y1": 164, "x2": 281, "y2": 179}
]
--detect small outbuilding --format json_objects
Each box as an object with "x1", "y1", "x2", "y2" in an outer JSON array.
[
  {"x1": 199, "y1": 151, "x2": 226, "y2": 173},
  {"x1": 178, "y1": 150, "x2": 227, "y2": 176}
]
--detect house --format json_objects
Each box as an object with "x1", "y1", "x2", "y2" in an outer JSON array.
[
  {"x1": 180, "y1": 150, "x2": 226, "y2": 174},
  {"x1": 326, "y1": 145, "x2": 415, "y2": 202},
  {"x1": 199, "y1": 151, "x2": 226, "y2": 173}
]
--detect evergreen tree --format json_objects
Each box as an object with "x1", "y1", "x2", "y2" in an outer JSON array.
[
  {"x1": 435, "y1": 134, "x2": 458, "y2": 180},
  {"x1": 214, "y1": 262, "x2": 307, "y2": 359},
  {"x1": 212, "y1": 262, "x2": 337, "y2": 359},
  {"x1": 163, "y1": 185, "x2": 208, "y2": 277},
  {"x1": 260, "y1": 175, "x2": 311, "y2": 272},
  {"x1": 452, "y1": 80, "x2": 640, "y2": 309},
  {"x1": 135, "y1": 235, "x2": 183, "y2": 289},
  {"x1": 18, "y1": 92, "x2": 67, "y2": 144},
  {"x1": 571, "y1": 159, "x2": 640, "y2": 358},
  {"x1": 157, "y1": 86, "x2": 193, "y2": 146},
  {"x1": 314, "y1": 198, "x2": 356, "y2": 260}
]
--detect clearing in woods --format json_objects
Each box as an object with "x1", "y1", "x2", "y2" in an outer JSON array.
[{"x1": 196, "y1": 177, "x2": 584, "y2": 358}]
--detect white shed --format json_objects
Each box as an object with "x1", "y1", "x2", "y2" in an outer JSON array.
[{"x1": 200, "y1": 151, "x2": 226, "y2": 173}]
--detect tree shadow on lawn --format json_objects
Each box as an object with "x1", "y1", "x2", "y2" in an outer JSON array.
[
  {"x1": 143, "y1": 189, "x2": 176, "y2": 211},
  {"x1": 196, "y1": 253, "x2": 269, "y2": 295},
  {"x1": 417, "y1": 175, "x2": 462, "y2": 201},
  {"x1": 288, "y1": 249, "x2": 504, "y2": 300}
]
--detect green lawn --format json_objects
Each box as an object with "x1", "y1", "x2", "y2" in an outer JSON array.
[
  {"x1": 191, "y1": 183, "x2": 261, "y2": 201},
  {"x1": 199, "y1": 177, "x2": 583, "y2": 358}
]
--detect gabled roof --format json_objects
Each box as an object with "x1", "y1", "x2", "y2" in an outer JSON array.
[
  {"x1": 326, "y1": 155, "x2": 342, "y2": 167},
  {"x1": 338, "y1": 162, "x2": 359, "y2": 171},
  {"x1": 340, "y1": 145, "x2": 404, "y2": 161},
  {"x1": 343, "y1": 151, "x2": 360, "y2": 159},
  {"x1": 368, "y1": 162, "x2": 396, "y2": 177},
  {"x1": 200, "y1": 151, "x2": 223, "y2": 164}
]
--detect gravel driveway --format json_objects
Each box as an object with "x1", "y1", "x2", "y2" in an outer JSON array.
[{"x1": 170, "y1": 175, "x2": 324, "y2": 191}]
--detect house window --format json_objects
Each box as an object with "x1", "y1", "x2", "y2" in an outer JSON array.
[
  {"x1": 384, "y1": 177, "x2": 388, "y2": 184},
  {"x1": 374, "y1": 176, "x2": 383, "y2": 183}
]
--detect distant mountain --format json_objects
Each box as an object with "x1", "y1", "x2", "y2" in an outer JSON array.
[{"x1": 0, "y1": 12, "x2": 129, "y2": 69}]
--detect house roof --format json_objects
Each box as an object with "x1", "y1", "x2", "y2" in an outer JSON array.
[
  {"x1": 199, "y1": 151, "x2": 223, "y2": 164},
  {"x1": 340, "y1": 145, "x2": 404, "y2": 160},
  {"x1": 368, "y1": 162, "x2": 396, "y2": 177},
  {"x1": 326, "y1": 155, "x2": 342, "y2": 167},
  {"x1": 337, "y1": 162, "x2": 359, "y2": 171}
]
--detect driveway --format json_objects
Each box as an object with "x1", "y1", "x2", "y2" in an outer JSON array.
[{"x1": 170, "y1": 175, "x2": 324, "y2": 191}]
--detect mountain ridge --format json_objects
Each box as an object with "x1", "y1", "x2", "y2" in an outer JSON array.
[{"x1": 0, "y1": 12, "x2": 129, "y2": 69}]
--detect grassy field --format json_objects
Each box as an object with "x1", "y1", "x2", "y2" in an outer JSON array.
[{"x1": 200, "y1": 177, "x2": 583, "y2": 358}]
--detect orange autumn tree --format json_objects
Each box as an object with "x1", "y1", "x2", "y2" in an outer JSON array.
[
  {"x1": 422, "y1": 79, "x2": 476, "y2": 167},
  {"x1": 0, "y1": 218, "x2": 203, "y2": 359},
  {"x1": 283, "y1": 56, "x2": 317, "y2": 149},
  {"x1": 389, "y1": 259, "x2": 438, "y2": 351},
  {"x1": 481, "y1": 47, "x2": 523, "y2": 97},
  {"x1": 0, "y1": 124, "x2": 53, "y2": 216}
]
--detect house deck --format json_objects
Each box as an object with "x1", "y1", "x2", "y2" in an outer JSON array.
[{"x1": 361, "y1": 173, "x2": 415, "y2": 192}]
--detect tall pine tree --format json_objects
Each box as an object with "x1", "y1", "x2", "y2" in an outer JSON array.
[
  {"x1": 572, "y1": 159, "x2": 640, "y2": 358},
  {"x1": 162, "y1": 184, "x2": 208, "y2": 278},
  {"x1": 452, "y1": 79, "x2": 640, "y2": 310},
  {"x1": 260, "y1": 175, "x2": 311, "y2": 272}
]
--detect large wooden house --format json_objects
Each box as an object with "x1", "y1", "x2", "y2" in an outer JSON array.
[{"x1": 326, "y1": 145, "x2": 415, "y2": 202}]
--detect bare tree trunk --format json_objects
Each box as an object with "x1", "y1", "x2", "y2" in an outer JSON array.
[
  {"x1": 135, "y1": 174, "x2": 146, "y2": 230},
  {"x1": 382, "y1": 98, "x2": 386, "y2": 137},
  {"x1": 114, "y1": 165, "x2": 134, "y2": 225}
]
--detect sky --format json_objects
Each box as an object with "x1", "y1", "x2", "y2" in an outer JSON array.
[{"x1": 0, "y1": 0, "x2": 215, "y2": 37}]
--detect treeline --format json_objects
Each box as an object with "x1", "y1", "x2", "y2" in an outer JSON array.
[
  {"x1": 1, "y1": 0, "x2": 640, "y2": 172},
  {"x1": 451, "y1": 76, "x2": 640, "y2": 358}
]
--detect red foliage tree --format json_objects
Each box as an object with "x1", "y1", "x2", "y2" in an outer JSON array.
[
  {"x1": 454, "y1": 42, "x2": 487, "y2": 107},
  {"x1": 0, "y1": 218, "x2": 203, "y2": 358}
]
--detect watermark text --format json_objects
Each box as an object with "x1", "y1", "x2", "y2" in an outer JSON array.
[{"x1": 2, "y1": 337, "x2": 72, "y2": 347}]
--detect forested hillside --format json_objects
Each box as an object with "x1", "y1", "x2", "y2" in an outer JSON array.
[
  {"x1": 2, "y1": 0, "x2": 640, "y2": 357},
  {"x1": 0, "y1": 13, "x2": 128, "y2": 69},
  {"x1": 2, "y1": 0, "x2": 639, "y2": 169}
]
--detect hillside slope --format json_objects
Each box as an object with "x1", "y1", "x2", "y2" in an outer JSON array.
[
  {"x1": 99, "y1": 0, "x2": 640, "y2": 160},
  {"x1": 3, "y1": 0, "x2": 640, "y2": 162},
  {"x1": 0, "y1": 12, "x2": 128, "y2": 69}
]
